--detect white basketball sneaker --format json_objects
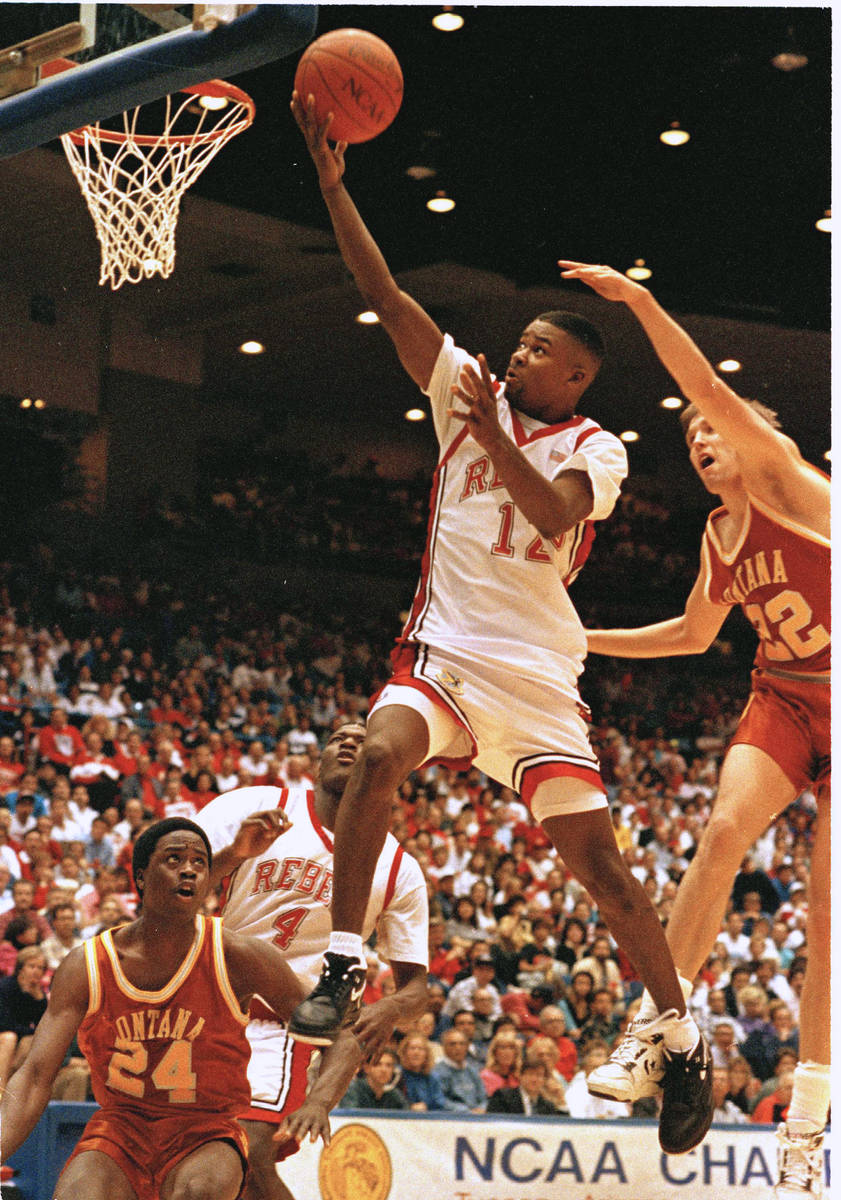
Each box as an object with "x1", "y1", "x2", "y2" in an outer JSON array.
[
  {"x1": 774, "y1": 1124, "x2": 824, "y2": 1198},
  {"x1": 586, "y1": 1008, "x2": 675, "y2": 1102}
]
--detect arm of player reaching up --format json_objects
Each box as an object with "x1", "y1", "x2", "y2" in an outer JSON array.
[
  {"x1": 1, "y1": 949, "x2": 88, "y2": 1161},
  {"x1": 208, "y1": 808, "x2": 291, "y2": 889},
  {"x1": 291, "y1": 91, "x2": 444, "y2": 392},
  {"x1": 557, "y1": 261, "x2": 829, "y2": 525},
  {"x1": 352, "y1": 960, "x2": 428, "y2": 1062},
  {"x1": 451, "y1": 355, "x2": 598, "y2": 538},
  {"x1": 587, "y1": 564, "x2": 730, "y2": 658}
]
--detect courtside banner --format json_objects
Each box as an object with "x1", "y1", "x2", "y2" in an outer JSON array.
[{"x1": 278, "y1": 1112, "x2": 831, "y2": 1199}]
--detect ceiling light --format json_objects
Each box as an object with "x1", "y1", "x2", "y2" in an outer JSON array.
[
  {"x1": 406, "y1": 165, "x2": 437, "y2": 180},
  {"x1": 619, "y1": 430, "x2": 639, "y2": 443},
  {"x1": 427, "y1": 191, "x2": 455, "y2": 213},
  {"x1": 660, "y1": 121, "x2": 690, "y2": 147},
  {"x1": 20, "y1": 398, "x2": 32, "y2": 409},
  {"x1": 33, "y1": 398, "x2": 46, "y2": 409},
  {"x1": 405, "y1": 408, "x2": 427, "y2": 422},
  {"x1": 356, "y1": 311, "x2": 380, "y2": 325},
  {"x1": 823, "y1": 449, "x2": 831, "y2": 462},
  {"x1": 815, "y1": 209, "x2": 831, "y2": 233},
  {"x1": 625, "y1": 258, "x2": 652, "y2": 281},
  {"x1": 771, "y1": 27, "x2": 808, "y2": 72},
  {"x1": 432, "y1": 9, "x2": 464, "y2": 31},
  {"x1": 199, "y1": 94, "x2": 229, "y2": 111},
  {"x1": 239, "y1": 340, "x2": 264, "y2": 355},
  {"x1": 717, "y1": 359, "x2": 741, "y2": 373},
  {"x1": 661, "y1": 396, "x2": 683, "y2": 410}
]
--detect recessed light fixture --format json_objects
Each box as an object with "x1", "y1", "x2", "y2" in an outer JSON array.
[
  {"x1": 356, "y1": 311, "x2": 380, "y2": 325},
  {"x1": 33, "y1": 398, "x2": 46, "y2": 409},
  {"x1": 427, "y1": 191, "x2": 455, "y2": 213},
  {"x1": 432, "y1": 9, "x2": 464, "y2": 31},
  {"x1": 619, "y1": 430, "x2": 639, "y2": 443},
  {"x1": 239, "y1": 340, "x2": 264, "y2": 355},
  {"x1": 20, "y1": 398, "x2": 32, "y2": 409},
  {"x1": 661, "y1": 396, "x2": 683, "y2": 410},
  {"x1": 405, "y1": 408, "x2": 427, "y2": 422},
  {"x1": 815, "y1": 209, "x2": 831, "y2": 233},
  {"x1": 660, "y1": 121, "x2": 690, "y2": 146},
  {"x1": 406, "y1": 165, "x2": 437, "y2": 180},
  {"x1": 626, "y1": 258, "x2": 652, "y2": 281},
  {"x1": 717, "y1": 359, "x2": 741, "y2": 373},
  {"x1": 824, "y1": 449, "x2": 831, "y2": 462}
]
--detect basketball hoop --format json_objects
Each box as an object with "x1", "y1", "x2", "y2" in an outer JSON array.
[{"x1": 46, "y1": 61, "x2": 255, "y2": 289}]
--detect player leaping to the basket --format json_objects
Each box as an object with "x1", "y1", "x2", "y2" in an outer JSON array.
[
  {"x1": 559, "y1": 259, "x2": 829, "y2": 1200},
  {"x1": 286, "y1": 93, "x2": 714, "y2": 1159}
]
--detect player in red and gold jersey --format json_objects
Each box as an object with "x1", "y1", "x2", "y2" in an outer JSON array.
[
  {"x1": 0, "y1": 818, "x2": 360, "y2": 1200},
  {"x1": 560, "y1": 260, "x2": 829, "y2": 1199}
]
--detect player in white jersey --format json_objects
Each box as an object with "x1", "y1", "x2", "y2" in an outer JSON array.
[
  {"x1": 287, "y1": 94, "x2": 712, "y2": 1157},
  {"x1": 196, "y1": 722, "x2": 428, "y2": 1200}
]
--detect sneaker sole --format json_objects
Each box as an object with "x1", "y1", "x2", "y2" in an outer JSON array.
[
  {"x1": 588, "y1": 1081, "x2": 662, "y2": 1102},
  {"x1": 288, "y1": 1029, "x2": 337, "y2": 1047}
]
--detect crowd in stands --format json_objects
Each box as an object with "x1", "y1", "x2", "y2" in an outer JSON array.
[{"x1": 0, "y1": 472, "x2": 818, "y2": 1125}]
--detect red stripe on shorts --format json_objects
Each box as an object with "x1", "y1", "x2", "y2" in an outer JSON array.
[{"x1": 520, "y1": 761, "x2": 605, "y2": 809}]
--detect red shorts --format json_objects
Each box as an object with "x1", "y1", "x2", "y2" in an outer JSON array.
[
  {"x1": 62, "y1": 1107, "x2": 249, "y2": 1200},
  {"x1": 730, "y1": 669, "x2": 830, "y2": 795}
]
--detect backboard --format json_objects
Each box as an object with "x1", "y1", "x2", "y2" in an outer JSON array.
[{"x1": 0, "y1": 4, "x2": 318, "y2": 158}]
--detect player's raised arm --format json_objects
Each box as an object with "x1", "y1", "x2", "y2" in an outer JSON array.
[
  {"x1": 291, "y1": 91, "x2": 444, "y2": 391},
  {"x1": 557, "y1": 261, "x2": 820, "y2": 501},
  {"x1": 207, "y1": 808, "x2": 291, "y2": 888},
  {"x1": 1, "y1": 949, "x2": 89, "y2": 1161},
  {"x1": 586, "y1": 566, "x2": 730, "y2": 659}
]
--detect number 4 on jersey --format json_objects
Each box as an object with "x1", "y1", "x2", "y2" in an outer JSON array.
[{"x1": 272, "y1": 906, "x2": 308, "y2": 950}]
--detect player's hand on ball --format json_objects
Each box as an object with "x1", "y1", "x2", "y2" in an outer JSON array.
[
  {"x1": 557, "y1": 260, "x2": 647, "y2": 303},
  {"x1": 448, "y1": 354, "x2": 504, "y2": 452},
  {"x1": 290, "y1": 90, "x2": 347, "y2": 190}
]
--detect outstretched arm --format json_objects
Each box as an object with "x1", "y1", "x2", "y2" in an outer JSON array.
[
  {"x1": 557, "y1": 261, "x2": 828, "y2": 525},
  {"x1": 587, "y1": 567, "x2": 730, "y2": 658},
  {"x1": 291, "y1": 92, "x2": 444, "y2": 391},
  {"x1": 1, "y1": 950, "x2": 88, "y2": 1160},
  {"x1": 351, "y1": 960, "x2": 428, "y2": 1062}
]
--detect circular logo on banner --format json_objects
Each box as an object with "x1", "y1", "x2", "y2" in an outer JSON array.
[{"x1": 319, "y1": 1122, "x2": 392, "y2": 1200}]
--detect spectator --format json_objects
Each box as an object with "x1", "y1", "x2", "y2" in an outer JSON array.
[
  {"x1": 486, "y1": 1055, "x2": 561, "y2": 1115},
  {"x1": 469, "y1": 989, "x2": 496, "y2": 1054},
  {"x1": 709, "y1": 1018, "x2": 742, "y2": 1070},
  {"x1": 340, "y1": 1048, "x2": 406, "y2": 1111},
  {"x1": 0, "y1": 880, "x2": 51, "y2": 943},
  {"x1": 750, "y1": 1048, "x2": 800, "y2": 1113},
  {"x1": 554, "y1": 916, "x2": 589, "y2": 977},
  {"x1": 711, "y1": 1067, "x2": 748, "y2": 1124},
  {"x1": 480, "y1": 1032, "x2": 523, "y2": 1098},
  {"x1": 432, "y1": 1028, "x2": 487, "y2": 1112},
  {"x1": 83, "y1": 815, "x2": 116, "y2": 870},
  {"x1": 397, "y1": 1033, "x2": 447, "y2": 1111},
  {"x1": 723, "y1": 964, "x2": 752, "y2": 1020},
  {"x1": 442, "y1": 953, "x2": 502, "y2": 1022},
  {"x1": 560, "y1": 969, "x2": 595, "y2": 1038},
  {"x1": 751, "y1": 1072, "x2": 795, "y2": 1126},
  {"x1": 0, "y1": 945, "x2": 48, "y2": 1089},
  {"x1": 573, "y1": 935, "x2": 623, "y2": 1003},
  {"x1": 0, "y1": 916, "x2": 42, "y2": 976},
  {"x1": 525, "y1": 1036, "x2": 569, "y2": 1111},
  {"x1": 40, "y1": 901, "x2": 83, "y2": 972},
  {"x1": 564, "y1": 1039, "x2": 631, "y2": 1120},
  {"x1": 36, "y1": 708, "x2": 86, "y2": 775},
  {"x1": 530, "y1": 1006, "x2": 578, "y2": 1081},
  {"x1": 740, "y1": 1002, "x2": 799, "y2": 1082},
  {"x1": 725, "y1": 1055, "x2": 761, "y2": 1116},
  {"x1": 578, "y1": 987, "x2": 623, "y2": 1049}
]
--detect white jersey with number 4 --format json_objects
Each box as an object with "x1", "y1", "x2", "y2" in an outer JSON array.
[
  {"x1": 404, "y1": 335, "x2": 627, "y2": 687},
  {"x1": 197, "y1": 785, "x2": 429, "y2": 995}
]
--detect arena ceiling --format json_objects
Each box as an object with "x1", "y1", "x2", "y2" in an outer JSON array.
[{"x1": 0, "y1": 5, "x2": 831, "y2": 480}]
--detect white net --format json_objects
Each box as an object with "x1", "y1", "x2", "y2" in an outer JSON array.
[{"x1": 61, "y1": 85, "x2": 254, "y2": 289}]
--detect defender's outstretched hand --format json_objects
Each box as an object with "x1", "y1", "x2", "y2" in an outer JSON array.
[
  {"x1": 290, "y1": 90, "x2": 348, "y2": 191},
  {"x1": 558, "y1": 260, "x2": 648, "y2": 304}
]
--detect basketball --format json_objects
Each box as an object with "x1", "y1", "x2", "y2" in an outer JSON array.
[{"x1": 294, "y1": 28, "x2": 403, "y2": 144}]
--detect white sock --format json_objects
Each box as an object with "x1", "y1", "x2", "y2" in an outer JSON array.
[
  {"x1": 662, "y1": 1010, "x2": 700, "y2": 1054},
  {"x1": 786, "y1": 1062, "x2": 831, "y2": 1135},
  {"x1": 328, "y1": 932, "x2": 365, "y2": 962},
  {"x1": 638, "y1": 975, "x2": 693, "y2": 1024}
]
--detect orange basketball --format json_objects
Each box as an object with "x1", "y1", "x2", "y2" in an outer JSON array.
[{"x1": 294, "y1": 28, "x2": 403, "y2": 144}]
